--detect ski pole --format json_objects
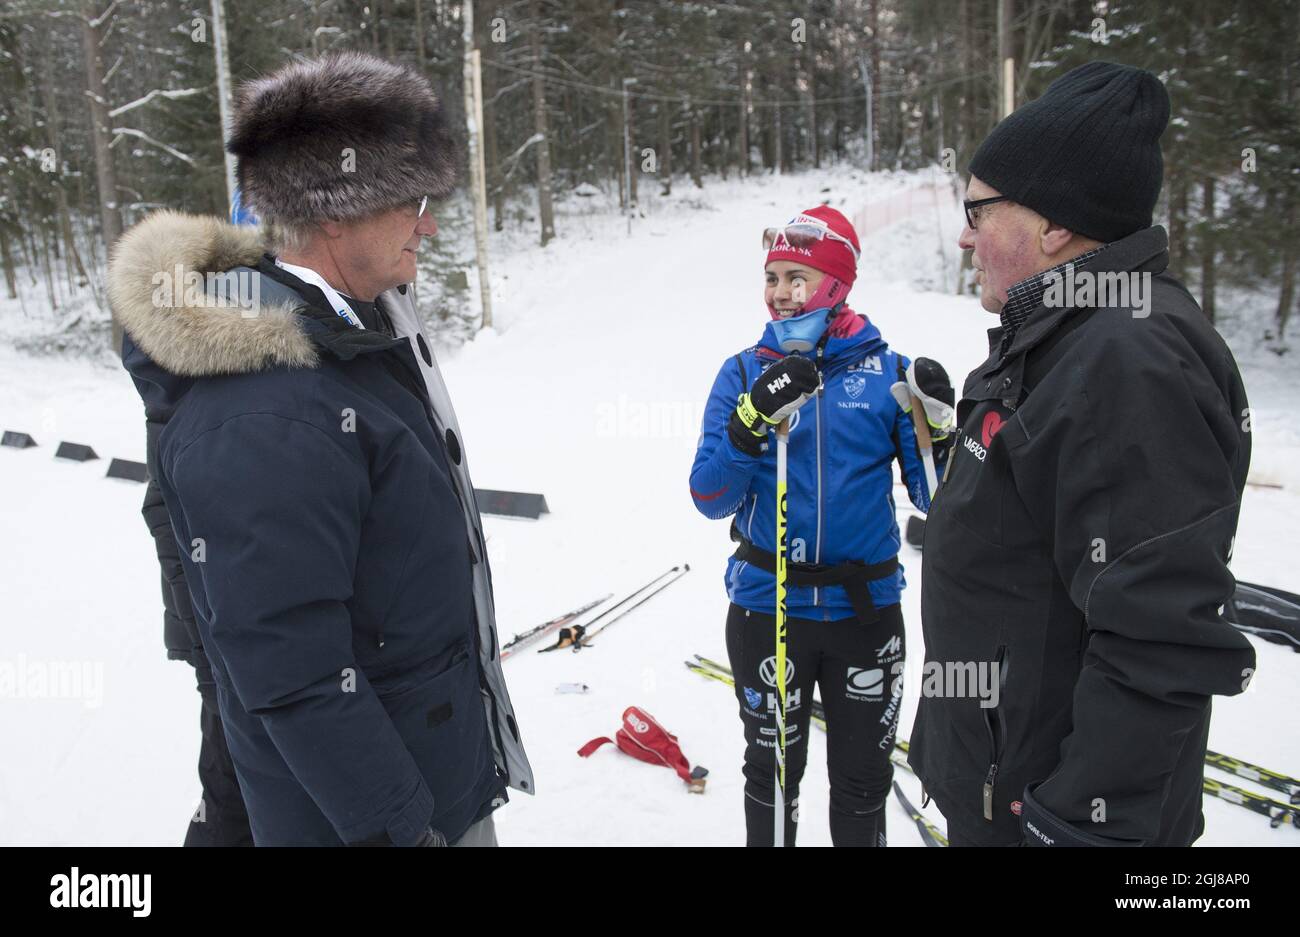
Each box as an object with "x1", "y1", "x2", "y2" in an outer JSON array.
[
  {"x1": 893, "y1": 780, "x2": 947, "y2": 847},
  {"x1": 537, "y1": 565, "x2": 685, "y2": 653},
  {"x1": 909, "y1": 392, "x2": 940, "y2": 499},
  {"x1": 774, "y1": 416, "x2": 790, "y2": 847},
  {"x1": 572, "y1": 563, "x2": 691, "y2": 650}
]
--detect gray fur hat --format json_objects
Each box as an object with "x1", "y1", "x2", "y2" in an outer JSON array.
[{"x1": 227, "y1": 51, "x2": 458, "y2": 226}]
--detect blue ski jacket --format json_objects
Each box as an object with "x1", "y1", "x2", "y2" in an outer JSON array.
[{"x1": 689, "y1": 316, "x2": 942, "y2": 620}]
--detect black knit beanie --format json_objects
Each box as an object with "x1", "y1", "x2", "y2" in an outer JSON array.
[{"x1": 968, "y1": 61, "x2": 1171, "y2": 243}]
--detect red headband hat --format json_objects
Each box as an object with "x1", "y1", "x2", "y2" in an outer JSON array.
[{"x1": 764, "y1": 204, "x2": 860, "y2": 289}]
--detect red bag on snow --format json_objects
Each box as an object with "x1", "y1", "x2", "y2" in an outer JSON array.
[{"x1": 578, "y1": 706, "x2": 709, "y2": 792}]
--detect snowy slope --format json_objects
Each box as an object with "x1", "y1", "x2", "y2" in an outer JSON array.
[{"x1": 1, "y1": 167, "x2": 1295, "y2": 846}]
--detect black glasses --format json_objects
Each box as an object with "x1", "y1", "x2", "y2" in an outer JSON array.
[{"x1": 964, "y1": 196, "x2": 1010, "y2": 231}]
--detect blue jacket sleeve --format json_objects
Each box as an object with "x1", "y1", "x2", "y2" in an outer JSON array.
[
  {"x1": 689, "y1": 356, "x2": 764, "y2": 520},
  {"x1": 892, "y1": 352, "x2": 947, "y2": 512},
  {"x1": 168, "y1": 413, "x2": 434, "y2": 845}
]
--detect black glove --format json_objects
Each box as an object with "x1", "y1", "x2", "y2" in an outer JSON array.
[{"x1": 728, "y1": 355, "x2": 821, "y2": 456}]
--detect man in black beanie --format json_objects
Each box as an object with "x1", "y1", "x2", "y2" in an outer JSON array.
[{"x1": 906, "y1": 62, "x2": 1256, "y2": 846}]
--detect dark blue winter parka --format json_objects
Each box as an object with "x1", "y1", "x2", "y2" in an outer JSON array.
[
  {"x1": 690, "y1": 316, "x2": 940, "y2": 620},
  {"x1": 110, "y1": 211, "x2": 513, "y2": 846}
]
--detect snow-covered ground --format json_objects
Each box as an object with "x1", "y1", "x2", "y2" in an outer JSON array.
[{"x1": 1, "y1": 166, "x2": 1296, "y2": 846}]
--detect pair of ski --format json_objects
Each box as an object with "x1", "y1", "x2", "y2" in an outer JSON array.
[
  {"x1": 685, "y1": 654, "x2": 1300, "y2": 836},
  {"x1": 685, "y1": 655, "x2": 948, "y2": 847},
  {"x1": 498, "y1": 564, "x2": 690, "y2": 660}
]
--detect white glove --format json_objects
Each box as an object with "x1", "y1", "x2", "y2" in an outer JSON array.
[{"x1": 890, "y1": 358, "x2": 955, "y2": 440}]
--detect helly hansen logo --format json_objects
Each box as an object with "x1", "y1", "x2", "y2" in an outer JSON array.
[
  {"x1": 849, "y1": 355, "x2": 883, "y2": 374},
  {"x1": 767, "y1": 372, "x2": 792, "y2": 395}
]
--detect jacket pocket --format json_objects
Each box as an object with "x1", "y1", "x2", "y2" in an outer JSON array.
[
  {"x1": 376, "y1": 643, "x2": 492, "y2": 822},
  {"x1": 981, "y1": 645, "x2": 1010, "y2": 821}
]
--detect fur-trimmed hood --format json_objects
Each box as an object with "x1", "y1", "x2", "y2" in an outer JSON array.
[{"x1": 109, "y1": 210, "x2": 319, "y2": 379}]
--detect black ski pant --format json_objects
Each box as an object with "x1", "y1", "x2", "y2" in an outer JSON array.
[
  {"x1": 184, "y1": 661, "x2": 255, "y2": 847},
  {"x1": 725, "y1": 602, "x2": 905, "y2": 847}
]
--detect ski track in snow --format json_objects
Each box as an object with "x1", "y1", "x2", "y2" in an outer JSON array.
[{"x1": 0, "y1": 168, "x2": 1295, "y2": 846}]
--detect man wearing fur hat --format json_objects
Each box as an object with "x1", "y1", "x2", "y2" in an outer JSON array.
[
  {"x1": 907, "y1": 62, "x2": 1254, "y2": 846},
  {"x1": 111, "y1": 51, "x2": 532, "y2": 846}
]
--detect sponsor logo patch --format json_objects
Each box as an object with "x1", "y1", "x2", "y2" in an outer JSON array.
[
  {"x1": 981, "y1": 410, "x2": 1005, "y2": 448},
  {"x1": 875, "y1": 635, "x2": 903, "y2": 664},
  {"x1": 759, "y1": 656, "x2": 795, "y2": 688},
  {"x1": 846, "y1": 666, "x2": 885, "y2": 700}
]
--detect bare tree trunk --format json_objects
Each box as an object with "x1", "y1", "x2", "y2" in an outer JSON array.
[
  {"x1": 382, "y1": 0, "x2": 396, "y2": 60},
  {"x1": 39, "y1": 49, "x2": 89, "y2": 290},
  {"x1": 40, "y1": 223, "x2": 57, "y2": 313},
  {"x1": 738, "y1": 100, "x2": 748, "y2": 178},
  {"x1": 80, "y1": 1, "x2": 122, "y2": 349},
  {"x1": 1277, "y1": 199, "x2": 1294, "y2": 339},
  {"x1": 740, "y1": 45, "x2": 752, "y2": 176},
  {"x1": 799, "y1": 46, "x2": 817, "y2": 169},
  {"x1": 414, "y1": 0, "x2": 425, "y2": 68},
  {"x1": 475, "y1": 2, "x2": 503, "y2": 230},
  {"x1": 483, "y1": 63, "x2": 504, "y2": 229},
  {"x1": 1167, "y1": 167, "x2": 1189, "y2": 280},
  {"x1": 997, "y1": 0, "x2": 1013, "y2": 118},
  {"x1": 869, "y1": 0, "x2": 880, "y2": 170},
  {"x1": 0, "y1": 227, "x2": 16, "y2": 300},
  {"x1": 773, "y1": 102, "x2": 783, "y2": 174},
  {"x1": 529, "y1": 0, "x2": 555, "y2": 245},
  {"x1": 962, "y1": 0, "x2": 975, "y2": 160},
  {"x1": 462, "y1": 1, "x2": 494, "y2": 327},
  {"x1": 1200, "y1": 175, "x2": 1216, "y2": 323},
  {"x1": 689, "y1": 99, "x2": 702, "y2": 188},
  {"x1": 658, "y1": 102, "x2": 672, "y2": 195},
  {"x1": 627, "y1": 84, "x2": 637, "y2": 207}
]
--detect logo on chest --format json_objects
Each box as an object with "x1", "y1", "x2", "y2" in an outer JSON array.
[
  {"x1": 843, "y1": 373, "x2": 867, "y2": 399},
  {"x1": 847, "y1": 354, "x2": 883, "y2": 375},
  {"x1": 981, "y1": 411, "x2": 1005, "y2": 448},
  {"x1": 962, "y1": 406, "x2": 1011, "y2": 464}
]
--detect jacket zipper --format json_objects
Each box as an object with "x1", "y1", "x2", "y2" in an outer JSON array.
[
  {"x1": 813, "y1": 345, "x2": 825, "y2": 607},
  {"x1": 982, "y1": 644, "x2": 1009, "y2": 821}
]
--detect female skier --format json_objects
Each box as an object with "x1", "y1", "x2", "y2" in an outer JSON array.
[{"x1": 689, "y1": 205, "x2": 953, "y2": 846}]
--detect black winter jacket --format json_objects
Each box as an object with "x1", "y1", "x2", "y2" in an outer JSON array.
[{"x1": 908, "y1": 226, "x2": 1256, "y2": 846}]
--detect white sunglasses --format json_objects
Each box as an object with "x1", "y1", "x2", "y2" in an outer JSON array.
[{"x1": 763, "y1": 222, "x2": 860, "y2": 262}]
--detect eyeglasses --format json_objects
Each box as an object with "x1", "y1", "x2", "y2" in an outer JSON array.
[
  {"x1": 414, "y1": 195, "x2": 429, "y2": 218},
  {"x1": 963, "y1": 196, "x2": 1010, "y2": 231},
  {"x1": 762, "y1": 222, "x2": 861, "y2": 262}
]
